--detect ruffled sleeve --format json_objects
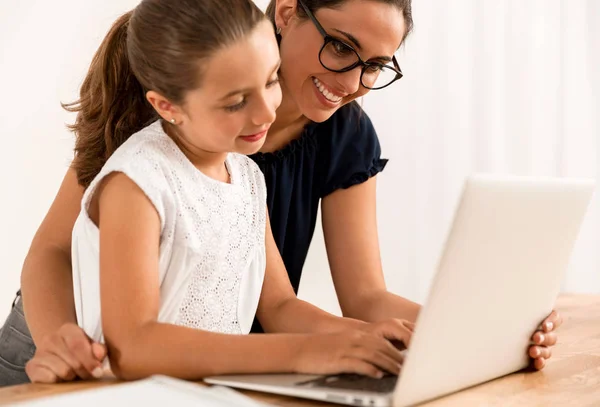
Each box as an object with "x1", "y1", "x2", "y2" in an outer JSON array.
[{"x1": 317, "y1": 102, "x2": 388, "y2": 197}]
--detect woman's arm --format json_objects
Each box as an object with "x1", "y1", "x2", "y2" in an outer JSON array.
[
  {"x1": 321, "y1": 177, "x2": 421, "y2": 323},
  {"x1": 321, "y1": 176, "x2": 561, "y2": 369},
  {"x1": 22, "y1": 167, "x2": 107, "y2": 382},
  {"x1": 20, "y1": 167, "x2": 84, "y2": 344},
  {"x1": 255, "y1": 213, "x2": 367, "y2": 334}
]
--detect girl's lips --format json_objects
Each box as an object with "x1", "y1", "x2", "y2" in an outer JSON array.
[{"x1": 240, "y1": 129, "x2": 268, "y2": 142}]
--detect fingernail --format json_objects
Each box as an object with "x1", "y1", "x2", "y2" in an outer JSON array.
[
  {"x1": 545, "y1": 322, "x2": 553, "y2": 331},
  {"x1": 538, "y1": 334, "x2": 545, "y2": 343},
  {"x1": 533, "y1": 348, "x2": 540, "y2": 357},
  {"x1": 377, "y1": 372, "x2": 384, "y2": 379},
  {"x1": 92, "y1": 367, "x2": 103, "y2": 378}
]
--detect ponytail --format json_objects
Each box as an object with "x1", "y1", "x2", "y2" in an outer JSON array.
[
  {"x1": 65, "y1": 0, "x2": 266, "y2": 188},
  {"x1": 64, "y1": 10, "x2": 157, "y2": 188}
]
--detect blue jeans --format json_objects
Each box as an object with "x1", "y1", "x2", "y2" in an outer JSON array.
[{"x1": 0, "y1": 291, "x2": 35, "y2": 386}]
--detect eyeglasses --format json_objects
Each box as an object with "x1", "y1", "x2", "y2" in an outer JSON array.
[{"x1": 297, "y1": 0, "x2": 403, "y2": 90}]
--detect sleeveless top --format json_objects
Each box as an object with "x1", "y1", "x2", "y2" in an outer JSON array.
[{"x1": 71, "y1": 120, "x2": 267, "y2": 343}]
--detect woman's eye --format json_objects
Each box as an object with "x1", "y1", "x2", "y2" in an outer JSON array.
[
  {"x1": 365, "y1": 64, "x2": 383, "y2": 74},
  {"x1": 332, "y1": 40, "x2": 353, "y2": 56}
]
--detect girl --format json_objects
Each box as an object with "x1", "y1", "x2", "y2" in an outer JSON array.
[
  {"x1": 17, "y1": 0, "x2": 412, "y2": 382},
  {"x1": 2, "y1": 0, "x2": 559, "y2": 385}
]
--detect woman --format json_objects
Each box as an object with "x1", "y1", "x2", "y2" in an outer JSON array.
[{"x1": 0, "y1": 0, "x2": 560, "y2": 385}]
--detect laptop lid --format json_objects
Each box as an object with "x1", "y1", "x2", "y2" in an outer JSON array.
[{"x1": 394, "y1": 175, "x2": 595, "y2": 406}]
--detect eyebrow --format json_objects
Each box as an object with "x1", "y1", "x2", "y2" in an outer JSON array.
[
  {"x1": 333, "y1": 29, "x2": 393, "y2": 63},
  {"x1": 219, "y1": 60, "x2": 282, "y2": 101}
]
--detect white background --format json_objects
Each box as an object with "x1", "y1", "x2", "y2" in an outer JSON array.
[{"x1": 1, "y1": 0, "x2": 598, "y2": 322}]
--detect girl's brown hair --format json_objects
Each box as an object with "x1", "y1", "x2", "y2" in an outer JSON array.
[
  {"x1": 266, "y1": 0, "x2": 413, "y2": 42},
  {"x1": 64, "y1": 0, "x2": 265, "y2": 188}
]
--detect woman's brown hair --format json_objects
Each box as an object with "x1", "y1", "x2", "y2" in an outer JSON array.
[
  {"x1": 266, "y1": 0, "x2": 413, "y2": 42},
  {"x1": 64, "y1": 0, "x2": 265, "y2": 188}
]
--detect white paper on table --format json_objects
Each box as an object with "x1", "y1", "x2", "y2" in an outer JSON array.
[{"x1": 14, "y1": 375, "x2": 269, "y2": 407}]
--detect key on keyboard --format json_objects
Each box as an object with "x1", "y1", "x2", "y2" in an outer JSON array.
[{"x1": 296, "y1": 374, "x2": 398, "y2": 393}]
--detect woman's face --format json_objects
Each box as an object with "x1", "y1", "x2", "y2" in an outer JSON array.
[{"x1": 275, "y1": 0, "x2": 406, "y2": 123}]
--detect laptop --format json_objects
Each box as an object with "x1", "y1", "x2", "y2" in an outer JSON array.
[{"x1": 205, "y1": 174, "x2": 595, "y2": 407}]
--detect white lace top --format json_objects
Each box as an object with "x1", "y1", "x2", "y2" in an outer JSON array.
[{"x1": 71, "y1": 120, "x2": 267, "y2": 344}]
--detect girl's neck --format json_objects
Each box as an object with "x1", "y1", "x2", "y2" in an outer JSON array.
[
  {"x1": 259, "y1": 81, "x2": 311, "y2": 154},
  {"x1": 163, "y1": 121, "x2": 230, "y2": 183}
]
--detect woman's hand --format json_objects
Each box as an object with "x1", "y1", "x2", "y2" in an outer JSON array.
[
  {"x1": 529, "y1": 310, "x2": 562, "y2": 370},
  {"x1": 293, "y1": 319, "x2": 413, "y2": 378},
  {"x1": 25, "y1": 323, "x2": 106, "y2": 383}
]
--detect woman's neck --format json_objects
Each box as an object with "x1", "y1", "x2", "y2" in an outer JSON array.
[{"x1": 260, "y1": 81, "x2": 311, "y2": 153}]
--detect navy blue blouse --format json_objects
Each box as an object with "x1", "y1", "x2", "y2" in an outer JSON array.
[{"x1": 249, "y1": 101, "x2": 387, "y2": 331}]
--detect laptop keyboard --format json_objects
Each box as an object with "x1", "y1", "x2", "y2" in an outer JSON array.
[{"x1": 296, "y1": 374, "x2": 398, "y2": 394}]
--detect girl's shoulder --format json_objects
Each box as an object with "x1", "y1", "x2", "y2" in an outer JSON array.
[{"x1": 107, "y1": 120, "x2": 173, "y2": 165}]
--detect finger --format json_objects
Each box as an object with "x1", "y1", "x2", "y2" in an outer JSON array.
[
  {"x1": 539, "y1": 346, "x2": 552, "y2": 360},
  {"x1": 362, "y1": 337, "x2": 405, "y2": 373},
  {"x1": 529, "y1": 345, "x2": 552, "y2": 360},
  {"x1": 403, "y1": 321, "x2": 416, "y2": 332},
  {"x1": 380, "y1": 339, "x2": 406, "y2": 365},
  {"x1": 533, "y1": 357, "x2": 546, "y2": 370},
  {"x1": 92, "y1": 342, "x2": 107, "y2": 362},
  {"x1": 46, "y1": 335, "x2": 92, "y2": 380},
  {"x1": 339, "y1": 358, "x2": 385, "y2": 379},
  {"x1": 542, "y1": 311, "x2": 561, "y2": 332},
  {"x1": 372, "y1": 351, "x2": 402, "y2": 375},
  {"x1": 62, "y1": 328, "x2": 103, "y2": 377},
  {"x1": 26, "y1": 360, "x2": 59, "y2": 384},
  {"x1": 532, "y1": 331, "x2": 546, "y2": 345},
  {"x1": 29, "y1": 354, "x2": 76, "y2": 382},
  {"x1": 541, "y1": 332, "x2": 558, "y2": 347},
  {"x1": 354, "y1": 347, "x2": 401, "y2": 375},
  {"x1": 379, "y1": 321, "x2": 413, "y2": 348},
  {"x1": 363, "y1": 335, "x2": 405, "y2": 364}
]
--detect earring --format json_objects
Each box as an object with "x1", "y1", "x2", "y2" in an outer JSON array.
[
  {"x1": 276, "y1": 27, "x2": 282, "y2": 35},
  {"x1": 170, "y1": 118, "x2": 176, "y2": 124}
]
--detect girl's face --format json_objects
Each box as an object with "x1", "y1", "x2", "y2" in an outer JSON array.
[
  {"x1": 275, "y1": 0, "x2": 406, "y2": 122},
  {"x1": 151, "y1": 20, "x2": 282, "y2": 157}
]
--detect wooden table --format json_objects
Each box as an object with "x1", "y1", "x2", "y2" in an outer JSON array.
[{"x1": 1, "y1": 294, "x2": 599, "y2": 406}]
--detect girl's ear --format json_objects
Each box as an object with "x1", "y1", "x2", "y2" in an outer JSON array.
[{"x1": 146, "y1": 91, "x2": 182, "y2": 124}]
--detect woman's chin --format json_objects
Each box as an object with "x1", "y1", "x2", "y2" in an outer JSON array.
[{"x1": 300, "y1": 98, "x2": 346, "y2": 123}]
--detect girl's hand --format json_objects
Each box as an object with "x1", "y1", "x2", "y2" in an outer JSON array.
[
  {"x1": 293, "y1": 319, "x2": 413, "y2": 378},
  {"x1": 358, "y1": 319, "x2": 415, "y2": 351},
  {"x1": 529, "y1": 310, "x2": 562, "y2": 370},
  {"x1": 25, "y1": 323, "x2": 106, "y2": 383}
]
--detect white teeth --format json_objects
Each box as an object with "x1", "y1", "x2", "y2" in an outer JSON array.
[{"x1": 312, "y1": 77, "x2": 343, "y2": 103}]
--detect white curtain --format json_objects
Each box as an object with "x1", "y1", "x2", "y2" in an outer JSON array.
[
  {"x1": 0, "y1": 0, "x2": 595, "y2": 317},
  {"x1": 299, "y1": 0, "x2": 599, "y2": 313}
]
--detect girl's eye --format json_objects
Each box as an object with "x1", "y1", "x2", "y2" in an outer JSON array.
[
  {"x1": 224, "y1": 99, "x2": 247, "y2": 113},
  {"x1": 267, "y1": 76, "x2": 280, "y2": 87}
]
